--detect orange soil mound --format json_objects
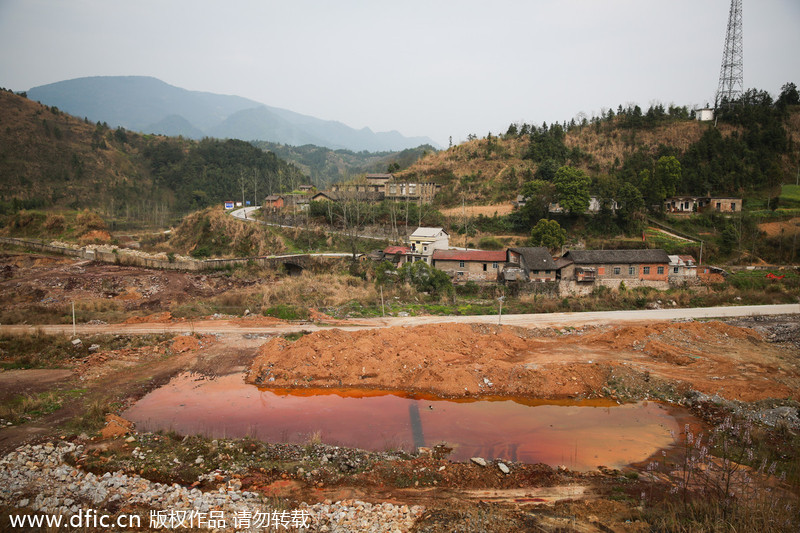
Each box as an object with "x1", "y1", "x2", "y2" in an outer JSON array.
[{"x1": 247, "y1": 321, "x2": 797, "y2": 402}]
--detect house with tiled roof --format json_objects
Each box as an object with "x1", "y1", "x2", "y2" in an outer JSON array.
[
  {"x1": 558, "y1": 249, "x2": 671, "y2": 294},
  {"x1": 432, "y1": 249, "x2": 506, "y2": 282},
  {"x1": 504, "y1": 247, "x2": 557, "y2": 282}
]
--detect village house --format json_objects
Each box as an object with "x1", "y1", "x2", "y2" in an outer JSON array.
[
  {"x1": 382, "y1": 245, "x2": 412, "y2": 267},
  {"x1": 503, "y1": 247, "x2": 557, "y2": 282},
  {"x1": 664, "y1": 196, "x2": 742, "y2": 213},
  {"x1": 432, "y1": 249, "x2": 506, "y2": 282},
  {"x1": 263, "y1": 194, "x2": 284, "y2": 211},
  {"x1": 408, "y1": 227, "x2": 449, "y2": 264},
  {"x1": 668, "y1": 254, "x2": 697, "y2": 280},
  {"x1": 557, "y1": 249, "x2": 671, "y2": 295}
]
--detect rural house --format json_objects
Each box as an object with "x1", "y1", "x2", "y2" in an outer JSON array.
[
  {"x1": 263, "y1": 195, "x2": 284, "y2": 211},
  {"x1": 668, "y1": 254, "x2": 697, "y2": 280},
  {"x1": 558, "y1": 249, "x2": 671, "y2": 294},
  {"x1": 432, "y1": 249, "x2": 506, "y2": 282},
  {"x1": 383, "y1": 245, "x2": 411, "y2": 267},
  {"x1": 664, "y1": 196, "x2": 742, "y2": 214},
  {"x1": 408, "y1": 227, "x2": 449, "y2": 264},
  {"x1": 504, "y1": 247, "x2": 557, "y2": 282}
]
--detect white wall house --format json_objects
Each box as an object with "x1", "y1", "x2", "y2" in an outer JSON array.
[{"x1": 408, "y1": 227, "x2": 449, "y2": 264}]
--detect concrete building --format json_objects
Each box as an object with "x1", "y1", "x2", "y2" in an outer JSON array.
[
  {"x1": 696, "y1": 108, "x2": 715, "y2": 121},
  {"x1": 668, "y1": 255, "x2": 697, "y2": 280},
  {"x1": 408, "y1": 227, "x2": 449, "y2": 264},
  {"x1": 664, "y1": 196, "x2": 742, "y2": 214}
]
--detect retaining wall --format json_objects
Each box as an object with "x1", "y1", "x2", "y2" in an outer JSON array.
[{"x1": 0, "y1": 237, "x2": 335, "y2": 273}]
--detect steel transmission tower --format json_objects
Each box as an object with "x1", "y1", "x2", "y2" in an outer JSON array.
[{"x1": 715, "y1": 0, "x2": 743, "y2": 109}]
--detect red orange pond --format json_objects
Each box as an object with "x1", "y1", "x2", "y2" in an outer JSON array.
[{"x1": 123, "y1": 373, "x2": 686, "y2": 471}]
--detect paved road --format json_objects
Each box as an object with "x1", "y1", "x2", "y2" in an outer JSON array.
[{"x1": 2, "y1": 304, "x2": 797, "y2": 337}]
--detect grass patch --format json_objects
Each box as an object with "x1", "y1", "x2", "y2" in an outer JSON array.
[
  {"x1": 0, "y1": 389, "x2": 84, "y2": 426},
  {"x1": 779, "y1": 184, "x2": 800, "y2": 208},
  {"x1": 0, "y1": 332, "x2": 75, "y2": 369},
  {"x1": 263, "y1": 304, "x2": 309, "y2": 321}
]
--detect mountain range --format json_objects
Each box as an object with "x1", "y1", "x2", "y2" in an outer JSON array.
[{"x1": 27, "y1": 76, "x2": 437, "y2": 152}]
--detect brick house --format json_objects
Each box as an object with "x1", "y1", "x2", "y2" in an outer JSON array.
[
  {"x1": 557, "y1": 249, "x2": 671, "y2": 294},
  {"x1": 263, "y1": 195, "x2": 284, "y2": 211},
  {"x1": 431, "y1": 249, "x2": 506, "y2": 282}
]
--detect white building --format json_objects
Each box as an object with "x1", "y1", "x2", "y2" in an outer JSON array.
[
  {"x1": 696, "y1": 108, "x2": 715, "y2": 122},
  {"x1": 408, "y1": 227, "x2": 450, "y2": 264}
]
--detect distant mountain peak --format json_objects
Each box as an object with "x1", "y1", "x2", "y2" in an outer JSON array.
[{"x1": 27, "y1": 76, "x2": 439, "y2": 151}]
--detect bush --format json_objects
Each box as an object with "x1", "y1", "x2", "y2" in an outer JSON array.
[
  {"x1": 397, "y1": 261, "x2": 453, "y2": 297},
  {"x1": 43, "y1": 214, "x2": 65, "y2": 233}
]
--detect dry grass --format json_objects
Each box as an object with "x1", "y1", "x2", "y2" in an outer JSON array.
[
  {"x1": 260, "y1": 272, "x2": 378, "y2": 308},
  {"x1": 439, "y1": 204, "x2": 515, "y2": 217},
  {"x1": 167, "y1": 206, "x2": 286, "y2": 257}
]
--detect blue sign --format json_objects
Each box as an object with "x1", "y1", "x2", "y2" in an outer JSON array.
[
  {"x1": 224, "y1": 201, "x2": 234, "y2": 209},
  {"x1": 246, "y1": 200, "x2": 251, "y2": 206}
]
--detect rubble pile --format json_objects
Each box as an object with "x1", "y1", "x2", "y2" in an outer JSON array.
[{"x1": 0, "y1": 441, "x2": 425, "y2": 532}]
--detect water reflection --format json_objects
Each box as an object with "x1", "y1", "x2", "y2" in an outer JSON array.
[{"x1": 123, "y1": 373, "x2": 682, "y2": 470}]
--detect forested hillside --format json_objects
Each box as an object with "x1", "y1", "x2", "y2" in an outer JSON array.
[
  {"x1": 251, "y1": 141, "x2": 437, "y2": 187},
  {"x1": 398, "y1": 84, "x2": 800, "y2": 213},
  {"x1": 0, "y1": 89, "x2": 307, "y2": 225}
]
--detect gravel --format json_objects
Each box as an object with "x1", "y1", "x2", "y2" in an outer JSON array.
[{"x1": 0, "y1": 441, "x2": 424, "y2": 532}]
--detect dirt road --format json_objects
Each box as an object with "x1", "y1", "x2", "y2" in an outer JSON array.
[{"x1": 2, "y1": 303, "x2": 797, "y2": 337}]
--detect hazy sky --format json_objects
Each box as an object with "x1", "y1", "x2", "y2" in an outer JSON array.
[{"x1": 1, "y1": 0, "x2": 798, "y2": 147}]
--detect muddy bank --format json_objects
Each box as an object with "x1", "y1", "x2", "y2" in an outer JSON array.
[{"x1": 247, "y1": 321, "x2": 800, "y2": 402}]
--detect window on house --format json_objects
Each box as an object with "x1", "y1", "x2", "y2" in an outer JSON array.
[
  {"x1": 730, "y1": 202, "x2": 735, "y2": 211},
  {"x1": 657, "y1": 266, "x2": 665, "y2": 275},
  {"x1": 545, "y1": 270, "x2": 550, "y2": 275},
  {"x1": 459, "y1": 261, "x2": 465, "y2": 268},
  {"x1": 673, "y1": 267, "x2": 679, "y2": 274},
  {"x1": 643, "y1": 266, "x2": 650, "y2": 275},
  {"x1": 483, "y1": 264, "x2": 487, "y2": 271},
  {"x1": 613, "y1": 267, "x2": 621, "y2": 275},
  {"x1": 629, "y1": 266, "x2": 636, "y2": 275},
  {"x1": 423, "y1": 246, "x2": 427, "y2": 252},
  {"x1": 492, "y1": 262, "x2": 498, "y2": 269}
]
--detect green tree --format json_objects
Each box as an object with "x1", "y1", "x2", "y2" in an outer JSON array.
[
  {"x1": 654, "y1": 155, "x2": 681, "y2": 199},
  {"x1": 518, "y1": 179, "x2": 556, "y2": 222},
  {"x1": 616, "y1": 182, "x2": 645, "y2": 229},
  {"x1": 397, "y1": 261, "x2": 453, "y2": 297},
  {"x1": 777, "y1": 82, "x2": 799, "y2": 109},
  {"x1": 553, "y1": 166, "x2": 591, "y2": 214},
  {"x1": 530, "y1": 219, "x2": 566, "y2": 251}
]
